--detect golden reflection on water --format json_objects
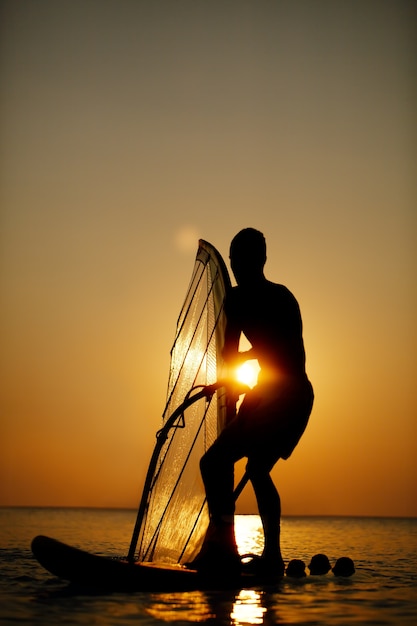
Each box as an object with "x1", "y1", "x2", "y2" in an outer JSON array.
[
  {"x1": 145, "y1": 591, "x2": 216, "y2": 623},
  {"x1": 231, "y1": 517, "x2": 269, "y2": 626},
  {"x1": 144, "y1": 589, "x2": 268, "y2": 625},
  {"x1": 144, "y1": 517, "x2": 267, "y2": 624},
  {"x1": 231, "y1": 589, "x2": 266, "y2": 625}
]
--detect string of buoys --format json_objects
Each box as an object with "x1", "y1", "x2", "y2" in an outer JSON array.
[{"x1": 285, "y1": 554, "x2": 355, "y2": 578}]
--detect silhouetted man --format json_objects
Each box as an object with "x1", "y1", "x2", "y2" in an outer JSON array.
[{"x1": 190, "y1": 228, "x2": 314, "y2": 576}]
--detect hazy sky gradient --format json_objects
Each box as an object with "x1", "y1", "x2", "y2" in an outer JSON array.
[{"x1": 1, "y1": 0, "x2": 416, "y2": 516}]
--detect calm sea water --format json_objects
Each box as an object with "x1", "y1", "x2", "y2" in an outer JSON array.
[{"x1": 0, "y1": 507, "x2": 416, "y2": 625}]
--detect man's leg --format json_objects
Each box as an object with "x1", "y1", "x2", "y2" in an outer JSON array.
[
  {"x1": 185, "y1": 423, "x2": 246, "y2": 571},
  {"x1": 198, "y1": 436, "x2": 239, "y2": 555},
  {"x1": 247, "y1": 462, "x2": 285, "y2": 574}
]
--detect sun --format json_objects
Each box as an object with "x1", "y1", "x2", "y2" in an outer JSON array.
[{"x1": 235, "y1": 360, "x2": 260, "y2": 389}]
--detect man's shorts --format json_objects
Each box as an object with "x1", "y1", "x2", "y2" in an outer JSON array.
[{"x1": 217, "y1": 376, "x2": 314, "y2": 471}]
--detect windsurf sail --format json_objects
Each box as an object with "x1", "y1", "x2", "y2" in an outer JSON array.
[{"x1": 128, "y1": 240, "x2": 232, "y2": 565}]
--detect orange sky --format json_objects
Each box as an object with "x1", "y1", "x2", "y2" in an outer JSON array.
[{"x1": 1, "y1": 0, "x2": 416, "y2": 517}]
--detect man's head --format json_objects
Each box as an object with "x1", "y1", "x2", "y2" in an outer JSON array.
[{"x1": 229, "y1": 228, "x2": 267, "y2": 285}]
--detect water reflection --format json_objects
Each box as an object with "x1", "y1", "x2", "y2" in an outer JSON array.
[
  {"x1": 144, "y1": 516, "x2": 270, "y2": 623},
  {"x1": 231, "y1": 589, "x2": 265, "y2": 625},
  {"x1": 145, "y1": 591, "x2": 215, "y2": 623},
  {"x1": 23, "y1": 511, "x2": 417, "y2": 625},
  {"x1": 144, "y1": 588, "x2": 277, "y2": 625}
]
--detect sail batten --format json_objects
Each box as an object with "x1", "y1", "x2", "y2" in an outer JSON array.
[{"x1": 129, "y1": 240, "x2": 231, "y2": 565}]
